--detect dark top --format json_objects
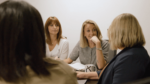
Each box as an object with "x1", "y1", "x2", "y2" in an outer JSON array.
[{"x1": 97, "y1": 45, "x2": 150, "y2": 84}]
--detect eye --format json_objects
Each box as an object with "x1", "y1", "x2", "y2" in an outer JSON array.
[
  {"x1": 87, "y1": 30, "x2": 90, "y2": 32},
  {"x1": 55, "y1": 24, "x2": 59, "y2": 27},
  {"x1": 93, "y1": 29, "x2": 96, "y2": 31},
  {"x1": 50, "y1": 24, "x2": 53, "y2": 26}
]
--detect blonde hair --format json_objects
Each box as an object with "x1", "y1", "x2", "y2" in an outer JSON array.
[
  {"x1": 108, "y1": 13, "x2": 145, "y2": 50},
  {"x1": 80, "y1": 20, "x2": 102, "y2": 48},
  {"x1": 44, "y1": 16, "x2": 62, "y2": 45}
]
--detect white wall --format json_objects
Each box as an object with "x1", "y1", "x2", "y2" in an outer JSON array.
[
  {"x1": 24, "y1": 0, "x2": 150, "y2": 56},
  {"x1": 2, "y1": 0, "x2": 150, "y2": 56},
  {"x1": 0, "y1": 0, "x2": 5, "y2": 3}
]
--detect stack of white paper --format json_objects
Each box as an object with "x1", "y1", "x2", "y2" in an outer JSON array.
[{"x1": 68, "y1": 62, "x2": 85, "y2": 70}]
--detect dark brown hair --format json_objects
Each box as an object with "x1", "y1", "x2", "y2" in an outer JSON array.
[
  {"x1": 44, "y1": 16, "x2": 62, "y2": 45},
  {"x1": 0, "y1": 0, "x2": 49, "y2": 82}
]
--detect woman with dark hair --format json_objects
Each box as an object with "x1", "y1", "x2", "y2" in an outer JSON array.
[
  {"x1": 0, "y1": 0, "x2": 77, "y2": 84},
  {"x1": 44, "y1": 16, "x2": 69, "y2": 60}
]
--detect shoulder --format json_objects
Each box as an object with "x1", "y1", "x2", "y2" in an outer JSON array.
[
  {"x1": 101, "y1": 40, "x2": 109, "y2": 49},
  {"x1": 72, "y1": 41, "x2": 80, "y2": 48},
  {"x1": 60, "y1": 38, "x2": 69, "y2": 44},
  {"x1": 60, "y1": 38, "x2": 68, "y2": 42},
  {"x1": 45, "y1": 58, "x2": 77, "y2": 83},
  {"x1": 101, "y1": 40, "x2": 109, "y2": 45},
  {"x1": 76, "y1": 41, "x2": 81, "y2": 48},
  {"x1": 44, "y1": 58, "x2": 76, "y2": 76},
  {"x1": 26, "y1": 58, "x2": 77, "y2": 84},
  {"x1": 112, "y1": 46, "x2": 150, "y2": 70},
  {"x1": 119, "y1": 46, "x2": 147, "y2": 57},
  {"x1": 115, "y1": 46, "x2": 149, "y2": 63}
]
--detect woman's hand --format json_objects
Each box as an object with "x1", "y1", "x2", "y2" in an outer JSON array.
[
  {"x1": 54, "y1": 56, "x2": 60, "y2": 60},
  {"x1": 76, "y1": 71, "x2": 87, "y2": 79},
  {"x1": 90, "y1": 36, "x2": 101, "y2": 44}
]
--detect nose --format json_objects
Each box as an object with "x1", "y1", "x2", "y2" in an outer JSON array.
[
  {"x1": 53, "y1": 25, "x2": 57, "y2": 28},
  {"x1": 90, "y1": 31, "x2": 94, "y2": 36}
]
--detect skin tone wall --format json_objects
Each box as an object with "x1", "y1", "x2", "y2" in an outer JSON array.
[{"x1": 3, "y1": 0, "x2": 150, "y2": 56}]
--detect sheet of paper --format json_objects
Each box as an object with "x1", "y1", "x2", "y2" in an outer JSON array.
[{"x1": 68, "y1": 62, "x2": 85, "y2": 70}]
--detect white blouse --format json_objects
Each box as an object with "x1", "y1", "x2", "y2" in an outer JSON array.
[{"x1": 46, "y1": 39, "x2": 69, "y2": 60}]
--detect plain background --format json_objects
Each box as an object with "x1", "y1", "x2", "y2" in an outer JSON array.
[{"x1": 1, "y1": 0, "x2": 150, "y2": 57}]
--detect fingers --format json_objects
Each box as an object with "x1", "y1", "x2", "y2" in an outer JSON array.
[
  {"x1": 90, "y1": 40, "x2": 95, "y2": 45},
  {"x1": 90, "y1": 36, "x2": 99, "y2": 44},
  {"x1": 55, "y1": 56, "x2": 60, "y2": 60}
]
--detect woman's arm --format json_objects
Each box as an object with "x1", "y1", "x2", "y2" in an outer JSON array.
[
  {"x1": 96, "y1": 41, "x2": 106, "y2": 69},
  {"x1": 77, "y1": 72, "x2": 99, "y2": 79},
  {"x1": 64, "y1": 58, "x2": 73, "y2": 64},
  {"x1": 59, "y1": 40, "x2": 69, "y2": 60},
  {"x1": 91, "y1": 36, "x2": 107, "y2": 69},
  {"x1": 63, "y1": 41, "x2": 80, "y2": 64}
]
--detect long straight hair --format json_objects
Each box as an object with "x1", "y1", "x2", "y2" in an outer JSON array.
[
  {"x1": 0, "y1": 0, "x2": 49, "y2": 82},
  {"x1": 44, "y1": 16, "x2": 63, "y2": 45},
  {"x1": 80, "y1": 20, "x2": 102, "y2": 48}
]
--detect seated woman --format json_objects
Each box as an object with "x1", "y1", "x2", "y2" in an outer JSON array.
[
  {"x1": 0, "y1": 0, "x2": 77, "y2": 84},
  {"x1": 98, "y1": 13, "x2": 150, "y2": 84},
  {"x1": 44, "y1": 16, "x2": 69, "y2": 60},
  {"x1": 64, "y1": 20, "x2": 110, "y2": 70}
]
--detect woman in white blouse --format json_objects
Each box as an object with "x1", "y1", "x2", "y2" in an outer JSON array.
[{"x1": 44, "y1": 16, "x2": 69, "y2": 60}]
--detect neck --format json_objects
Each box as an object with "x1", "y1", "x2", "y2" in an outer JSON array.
[
  {"x1": 88, "y1": 40, "x2": 95, "y2": 48},
  {"x1": 50, "y1": 34, "x2": 57, "y2": 42},
  {"x1": 118, "y1": 47, "x2": 125, "y2": 50}
]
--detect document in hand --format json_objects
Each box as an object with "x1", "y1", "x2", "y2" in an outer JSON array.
[{"x1": 68, "y1": 62, "x2": 85, "y2": 70}]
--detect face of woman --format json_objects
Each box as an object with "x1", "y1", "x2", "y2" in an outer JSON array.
[
  {"x1": 48, "y1": 23, "x2": 59, "y2": 35},
  {"x1": 84, "y1": 24, "x2": 97, "y2": 41}
]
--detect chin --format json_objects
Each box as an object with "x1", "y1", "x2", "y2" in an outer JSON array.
[{"x1": 50, "y1": 33, "x2": 58, "y2": 35}]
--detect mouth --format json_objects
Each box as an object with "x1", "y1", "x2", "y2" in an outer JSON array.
[
  {"x1": 53, "y1": 30, "x2": 58, "y2": 32},
  {"x1": 89, "y1": 36, "x2": 93, "y2": 38}
]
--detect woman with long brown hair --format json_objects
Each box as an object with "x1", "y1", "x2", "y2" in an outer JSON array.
[
  {"x1": 0, "y1": 0, "x2": 77, "y2": 84},
  {"x1": 44, "y1": 17, "x2": 69, "y2": 60}
]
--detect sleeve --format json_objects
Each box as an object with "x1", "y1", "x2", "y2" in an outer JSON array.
[
  {"x1": 101, "y1": 40, "x2": 110, "y2": 63},
  {"x1": 59, "y1": 40, "x2": 69, "y2": 60},
  {"x1": 69, "y1": 41, "x2": 80, "y2": 61},
  {"x1": 112, "y1": 55, "x2": 146, "y2": 84}
]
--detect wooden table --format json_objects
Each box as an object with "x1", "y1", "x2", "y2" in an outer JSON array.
[{"x1": 85, "y1": 79, "x2": 98, "y2": 84}]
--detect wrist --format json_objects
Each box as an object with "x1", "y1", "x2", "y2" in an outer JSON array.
[
  {"x1": 96, "y1": 41, "x2": 101, "y2": 45},
  {"x1": 96, "y1": 41, "x2": 102, "y2": 48},
  {"x1": 96, "y1": 48, "x2": 102, "y2": 50}
]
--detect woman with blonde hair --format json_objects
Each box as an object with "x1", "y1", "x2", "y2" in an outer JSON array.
[
  {"x1": 44, "y1": 16, "x2": 69, "y2": 60},
  {"x1": 64, "y1": 20, "x2": 109, "y2": 70},
  {"x1": 98, "y1": 13, "x2": 150, "y2": 84}
]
